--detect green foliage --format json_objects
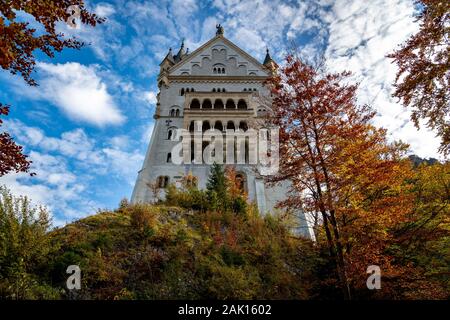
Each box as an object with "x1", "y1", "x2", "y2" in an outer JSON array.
[
  {"x1": 0, "y1": 186, "x2": 58, "y2": 299},
  {"x1": 41, "y1": 202, "x2": 318, "y2": 299},
  {"x1": 206, "y1": 163, "x2": 228, "y2": 210}
]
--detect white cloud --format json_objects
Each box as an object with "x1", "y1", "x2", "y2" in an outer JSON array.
[
  {"x1": 141, "y1": 90, "x2": 157, "y2": 105},
  {"x1": 323, "y1": 0, "x2": 441, "y2": 159},
  {"x1": 95, "y1": 3, "x2": 116, "y2": 17},
  {"x1": 0, "y1": 120, "x2": 145, "y2": 225},
  {"x1": 36, "y1": 62, "x2": 125, "y2": 126}
]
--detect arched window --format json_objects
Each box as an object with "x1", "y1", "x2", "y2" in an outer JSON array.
[
  {"x1": 239, "y1": 121, "x2": 248, "y2": 131},
  {"x1": 202, "y1": 99, "x2": 212, "y2": 109},
  {"x1": 189, "y1": 121, "x2": 195, "y2": 132},
  {"x1": 243, "y1": 88, "x2": 247, "y2": 91},
  {"x1": 222, "y1": 88, "x2": 226, "y2": 92},
  {"x1": 181, "y1": 88, "x2": 185, "y2": 96},
  {"x1": 227, "y1": 121, "x2": 235, "y2": 130},
  {"x1": 226, "y1": 99, "x2": 236, "y2": 109},
  {"x1": 213, "y1": 64, "x2": 225, "y2": 75},
  {"x1": 167, "y1": 153, "x2": 172, "y2": 163},
  {"x1": 202, "y1": 121, "x2": 211, "y2": 132},
  {"x1": 168, "y1": 129, "x2": 173, "y2": 140},
  {"x1": 235, "y1": 173, "x2": 247, "y2": 192},
  {"x1": 157, "y1": 176, "x2": 170, "y2": 188},
  {"x1": 212, "y1": 88, "x2": 216, "y2": 92},
  {"x1": 191, "y1": 88, "x2": 194, "y2": 92},
  {"x1": 191, "y1": 99, "x2": 200, "y2": 109},
  {"x1": 186, "y1": 88, "x2": 190, "y2": 93},
  {"x1": 175, "y1": 109, "x2": 180, "y2": 117},
  {"x1": 214, "y1": 99, "x2": 224, "y2": 109},
  {"x1": 214, "y1": 121, "x2": 223, "y2": 131},
  {"x1": 237, "y1": 99, "x2": 247, "y2": 110}
]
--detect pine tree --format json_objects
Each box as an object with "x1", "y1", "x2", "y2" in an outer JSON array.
[{"x1": 206, "y1": 163, "x2": 228, "y2": 210}]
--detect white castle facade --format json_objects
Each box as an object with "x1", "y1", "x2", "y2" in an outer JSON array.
[{"x1": 131, "y1": 26, "x2": 313, "y2": 239}]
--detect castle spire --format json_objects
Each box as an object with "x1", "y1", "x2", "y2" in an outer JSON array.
[
  {"x1": 174, "y1": 39, "x2": 186, "y2": 63},
  {"x1": 263, "y1": 48, "x2": 273, "y2": 65}
]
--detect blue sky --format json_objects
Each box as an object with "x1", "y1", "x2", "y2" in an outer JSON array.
[{"x1": 0, "y1": 0, "x2": 441, "y2": 226}]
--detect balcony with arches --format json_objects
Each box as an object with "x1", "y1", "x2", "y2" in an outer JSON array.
[{"x1": 182, "y1": 91, "x2": 255, "y2": 113}]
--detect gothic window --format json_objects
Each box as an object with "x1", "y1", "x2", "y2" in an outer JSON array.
[
  {"x1": 176, "y1": 109, "x2": 180, "y2": 117},
  {"x1": 212, "y1": 88, "x2": 216, "y2": 92},
  {"x1": 222, "y1": 88, "x2": 226, "y2": 92},
  {"x1": 181, "y1": 88, "x2": 185, "y2": 96},
  {"x1": 167, "y1": 129, "x2": 173, "y2": 140},
  {"x1": 186, "y1": 88, "x2": 190, "y2": 93}
]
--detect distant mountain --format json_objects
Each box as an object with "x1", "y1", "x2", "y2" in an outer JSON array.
[{"x1": 408, "y1": 154, "x2": 439, "y2": 166}]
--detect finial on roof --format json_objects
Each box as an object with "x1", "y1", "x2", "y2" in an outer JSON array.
[
  {"x1": 216, "y1": 24, "x2": 224, "y2": 36},
  {"x1": 263, "y1": 47, "x2": 273, "y2": 65},
  {"x1": 163, "y1": 47, "x2": 174, "y2": 63}
]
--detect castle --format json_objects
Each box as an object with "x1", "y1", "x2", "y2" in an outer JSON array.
[{"x1": 131, "y1": 26, "x2": 313, "y2": 239}]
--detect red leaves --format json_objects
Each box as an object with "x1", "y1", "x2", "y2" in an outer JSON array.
[
  {"x1": 387, "y1": 0, "x2": 450, "y2": 156},
  {"x1": 265, "y1": 55, "x2": 418, "y2": 298},
  {"x1": 0, "y1": 104, "x2": 33, "y2": 176},
  {"x1": 0, "y1": 0, "x2": 104, "y2": 86}
]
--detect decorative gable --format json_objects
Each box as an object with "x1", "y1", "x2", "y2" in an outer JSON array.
[{"x1": 169, "y1": 36, "x2": 269, "y2": 77}]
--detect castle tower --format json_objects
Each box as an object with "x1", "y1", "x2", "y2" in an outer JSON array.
[{"x1": 131, "y1": 26, "x2": 314, "y2": 239}]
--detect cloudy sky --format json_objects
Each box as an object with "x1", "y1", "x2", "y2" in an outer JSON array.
[{"x1": 0, "y1": 0, "x2": 440, "y2": 226}]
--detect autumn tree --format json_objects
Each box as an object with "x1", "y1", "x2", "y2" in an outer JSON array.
[
  {"x1": 266, "y1": 56, "x2": 415, "y2": 299},
  {"x1": 0, "y1": 0, "x2": 103, "y2": 176},
  {"x1": 387, "y1": 0, "x2": 450, "y2": 156},
  {"x1": 0, "y1": 104, "x2": 32, "y2": 176},
  {"x1": 224, "y1": 166, "x2": 248, "y2": 215}
]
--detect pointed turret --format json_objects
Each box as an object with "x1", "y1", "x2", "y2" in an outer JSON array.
[
  {"x1": 263, "y1": 48, "x2": 273, "y2": 65},
  {"x1": 263, "y1": 48, "x2": 277, "y2": 73},
  {"x1": 174, "y1": 40, "x2": 186, "y2": 63},
  {"x1": 164, "y1": 47, "x2": 174, "y2": 63}
]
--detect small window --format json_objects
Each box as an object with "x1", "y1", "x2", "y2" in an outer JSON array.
[
  {"x1": 181, "y1": 88, "x2": 185, "y2": 96},
  {"x1": 157, "y1": 176, "x2": 170, "y2": 188},
  {"x1": 167, "y1": 153, "x2": 172, "y2": 163}
]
